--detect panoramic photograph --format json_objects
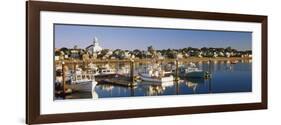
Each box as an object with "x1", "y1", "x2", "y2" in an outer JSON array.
[{"x1": 54, "y1": 24, "x2": 252, "y2": 100}]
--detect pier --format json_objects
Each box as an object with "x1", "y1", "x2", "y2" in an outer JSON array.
[{"x1": 95, "y1": 74, "x2": 137, "y2": 87}]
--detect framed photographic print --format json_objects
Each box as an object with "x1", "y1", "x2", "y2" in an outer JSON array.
[{"x1": 26, "y1": 1, "x2": 268, "y2": 124}]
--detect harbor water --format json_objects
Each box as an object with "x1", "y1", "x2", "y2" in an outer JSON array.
[{"x1": 62, "y1": 59, "x2": 252, "y2": 99}]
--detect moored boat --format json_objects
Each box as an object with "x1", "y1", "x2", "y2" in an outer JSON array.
[
  {"x1": 96, "y1": 64, "x2": 116, "y2": 76},
  {"x1": 67, "y1": 68, "x2": 98, "y2": 92},
  {"x1": 179, "y1": 62, "x2": 211, "y2": 78},
  {"x1": 139, "y1": 73, "x2": 174, "y2": 82},
  {"x1": 139, "y1": 64, "x2": 174, "y2": 83},
  {"x1": 66, "y1": 80, "x2": 97, "y2": 92}
]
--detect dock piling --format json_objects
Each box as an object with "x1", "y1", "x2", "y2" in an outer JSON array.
[
  {"x1": 62, "y1": 61, "x2": 66, "y2": 95},
  {"x1": 175, "y1": 60, "x2": 179, "y2": 81},
  {"x1": 130, "y1": 59, "x2": 135, "y2": 84}
]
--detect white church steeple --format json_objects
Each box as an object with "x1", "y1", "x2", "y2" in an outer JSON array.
[
  {"x1": 93, "y1": 37, "x2": 99, "y2": 46},
  {"x1": 91, "y1": 36, "x2": 102, "y2": 54}
]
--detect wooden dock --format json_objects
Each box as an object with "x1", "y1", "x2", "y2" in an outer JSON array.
[{"x1": 95, "y1": 74, "x2": 137, "y2": 87}]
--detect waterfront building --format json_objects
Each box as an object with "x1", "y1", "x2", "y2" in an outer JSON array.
[
  {"x1": 68, "y1": 45, "x2": 86, "y2": 59},
  {"x1": 177, "y1": 53, "x2": 183, "y2": 59},
  {"x1": 219, "y1": 52, "x2": 224, "y2": 57},
  {"x1": 64, "y1": 55, "x2": 69, "y2": 59},
  {"x1": 183, "y1": 53, "x2": 190, "y2": 58},
  {"x1": 70, "y1": 48, "x2": 80, "y2": 59},
  {"x1": 241, "y1": 54, "x2": 252, "y2": 58},
  {"x1": 213, "y1": 52, "x2": 218, "y2": 58},
  {"x1": 124, "y1": 51, "x2": 131, "y2": 59},
  {"x1": 225, "y1": 52, "x2": 231, "y2": 58}
]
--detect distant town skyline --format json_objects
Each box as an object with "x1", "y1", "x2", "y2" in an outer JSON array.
[{"x1": 54, "y1": 24, "x2": 252, "y2": 51}]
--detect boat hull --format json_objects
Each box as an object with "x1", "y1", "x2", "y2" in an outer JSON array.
[
  {"x1": 139, "y1": 75, "x2": 174, "y2": 83},
  {"x1": 186, "y1": 71, "x2": 206, "y2": 78},
  {"x1": 66, "y1": 81, "x2": 97, "y2": 92}
]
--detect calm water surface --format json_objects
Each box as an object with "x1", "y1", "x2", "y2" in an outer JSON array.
[{"x1": 64, "y1": 60, "x2": 252, "y2": 99}]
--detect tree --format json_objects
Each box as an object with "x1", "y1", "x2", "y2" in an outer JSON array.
[
  {"x1": 112, "y1": 49, "x2": 125, "y2": 59},
  {"x1": 187, "y1": 47, "x2": 193, "y2": 51},
  {"x1": 60, "y1": 47, "x2": 70, "y2": 56},
  {"x1": 112, "y1": 49, "x2": 120, "y2": 58},
  {"x1": 118, "y1": 50, "x2": 125, "y2": 59},
  {"x1": 218, "y1": 48, "x2": 225, "y2": 52},
  {"x1": 132, "y1": 49, "x2": 142, "y2": 58},
  {"x1": 245, "y1": 50, "x2": 252, "y2": 54},
  {"x1": 166, "y1": 49, "x2": 177, "y2": 59},
  {"x1": 201, "y1": 47, "x2": 207, "y2": 52},
  {"x1": 55, "y1": 51, "x2": 61, "y2": 56},
  {"x1": 182, "y1": 48, "x2": 189, "y2": 53},
  {"x1": 79, "y1": 49, "x2": 85, "y2": 56},
  {"x1": 98, "y1": 49, "x2": 109, "y2": 59},
  {"x1": 226, "y1": 46, "x2": 232, "y2": 52},
  {"x1": 159, "y1": 49, "x2": 167, "y2": 57}
]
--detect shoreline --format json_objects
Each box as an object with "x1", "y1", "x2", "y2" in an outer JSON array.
[{"x1": 56, "y1": 57, "x2": 252, "y2": 65}]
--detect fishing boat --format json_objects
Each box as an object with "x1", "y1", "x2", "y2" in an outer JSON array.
[
  {"x1": 179, "y1": 62, "x2": 211, "y2": 78},
  {"x1": 139, "y1": 72, "x2": 173, "y2": 82},
  {"x1": 67, "y1": 68, "x2": 98, "y2": 92},
  {"x1": 139, "y1": 64, "x2": 174, "y2": 83},
  {"x1": 97, "y1": 64, "x2": 116, "y2": 76},
  {"x1": 87, "y1": 63, "x2": 99, "y2": 75}
]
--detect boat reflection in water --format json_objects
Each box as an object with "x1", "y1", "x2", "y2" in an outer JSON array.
[
  {"x1": 60, "y1": 59, "x2": 252, "y2": 99},
  {"x1": 185, "y1": 78, "x2": 205, "y2": 93},
  {"x1": 142, "y1": 81, "x2": 174, "y2": 96}
]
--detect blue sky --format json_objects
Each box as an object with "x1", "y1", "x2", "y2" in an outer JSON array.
[{"x1": 54, "y1": 24, "x2": 252, "y2": 51}]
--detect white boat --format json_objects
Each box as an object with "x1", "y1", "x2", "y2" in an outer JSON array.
[
  {"x1": 67, "y1": 68, "x2": 98, "y2": 92},
  {"x1": 139, "y1": 73, "x2": 174, "y2": 82},
  {"x1": 66, "y1": 80, "x2": 97, "y2": 92},
  {"x1": 87, "y1": 63, "x2": 99, "y2": 75},
  {"x1": 97, "y1": 64, "x2": 116, "y2": 76},
  {"x1": 139, "y1": 65, "x2": 174, "y2": 83},
  {"x1": 179, "y1": 62, "x2": 210, "y2": 78}
]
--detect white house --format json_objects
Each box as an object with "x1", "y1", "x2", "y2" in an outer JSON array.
[{"x1": 225, "y1": 52, "x2": 231, "y2": 58}]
